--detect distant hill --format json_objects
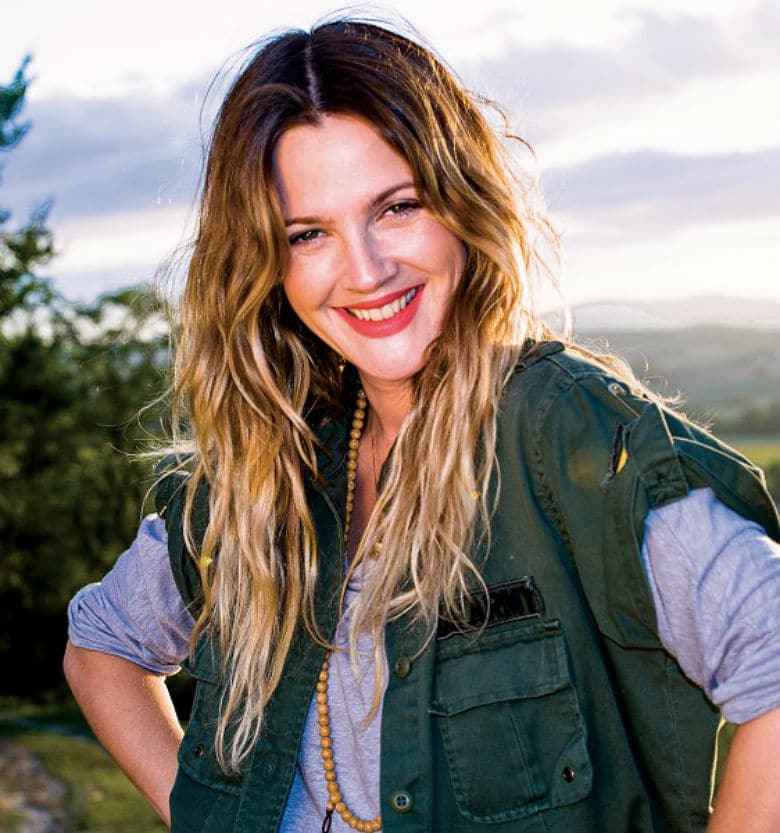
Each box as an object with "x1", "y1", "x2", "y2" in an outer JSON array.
[
  {"x1": 574, "y1": 325, "x2": 780, "y2": 421},
  {"x1": 573, "y1": 295, "x2": 780, "y2": 332}
]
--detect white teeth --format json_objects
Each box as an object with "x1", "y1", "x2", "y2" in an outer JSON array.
[{"x1": 347, "y1": 287, "x2": 418, "y2": 321}]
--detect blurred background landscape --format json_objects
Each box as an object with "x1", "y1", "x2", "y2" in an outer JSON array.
[{"x1": 1, "y1": 0, "x2": 778, "y2": 830}]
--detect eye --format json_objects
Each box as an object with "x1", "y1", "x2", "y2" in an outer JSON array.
[
  {"x1": 384, "y1": 200, "x2": 420, "y2": 217},
  {"x1": 288, "y1": 228, "x2": 323, "y2": 246}
]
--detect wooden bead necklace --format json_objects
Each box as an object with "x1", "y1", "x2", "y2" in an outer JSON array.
[{"x1": 320, "y1": 389, "x2": 382, "y2": 833}]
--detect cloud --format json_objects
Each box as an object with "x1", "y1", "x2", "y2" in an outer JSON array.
[
  {"x1": 2, "y1": 2, "x2": 777, "y2": 305},
  {"x1": 466, "y1": 42, "x2": 650, "y2": 112},
  {"x1": 465, "y1": 3, "x2": 778, "y2": 114},
  {"x1": 737, "y1": 0, "x2": 780, "y2": 61},
  {"x1": 4, "y1": 3, "x2": 774, "y2": 230},
  {"x1": 544, "y1": 148, "x2": 780, "y2": 229},
  {"x1": 1, "y1": 84, "x2": 207, "y2": 223},
  {"x1": 618, "y1": 9, "x2": 740, "y2": 79}
]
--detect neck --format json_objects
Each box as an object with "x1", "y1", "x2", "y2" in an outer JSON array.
[{"x1": 357, "y1": 376, "x2": 412, "y2": 448}]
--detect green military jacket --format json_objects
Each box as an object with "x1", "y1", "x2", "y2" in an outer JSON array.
[{"x1": 157, "y1": 342, "x2": 779, "y2": 833}]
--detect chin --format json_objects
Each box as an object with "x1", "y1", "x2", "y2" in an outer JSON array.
[{"x1": 357, "y1": 360, "x2": 427, "y2": 387}]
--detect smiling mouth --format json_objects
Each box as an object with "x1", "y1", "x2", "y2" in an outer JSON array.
[{"x1": 344, "y1": 287, "x2": 420, "y2": 322}]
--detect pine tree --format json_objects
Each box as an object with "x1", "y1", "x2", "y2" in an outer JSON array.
[{"x1": 0, "y1": 57, "x2": 55, "y2": 317}]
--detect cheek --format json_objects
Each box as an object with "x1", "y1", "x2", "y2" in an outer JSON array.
[
  {"x1": 283, "y1": 249, "x2": 339, "y2": 305},
  {"x1": 283, "y1": 257, "x2": 323, "y2": 307},
  {"x1": 418, "y1": 220, "x2": 465, "y2": 275}
]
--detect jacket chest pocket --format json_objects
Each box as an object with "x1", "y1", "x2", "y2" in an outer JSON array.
[{"x1": 429, "y1": 619, "x2": 592, "y2": 825}]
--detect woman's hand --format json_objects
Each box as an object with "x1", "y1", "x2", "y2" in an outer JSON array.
[
  {"x1": 708, "y1": 706, "x2": 780, "y2": 833},
  {"x1": 63, "y1": 642, "x2": 184, "y2": 828}
]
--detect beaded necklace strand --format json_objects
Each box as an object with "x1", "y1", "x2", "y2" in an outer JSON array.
[{"x1": 320, "y1": 389, "x2": 383, "y2": 833}]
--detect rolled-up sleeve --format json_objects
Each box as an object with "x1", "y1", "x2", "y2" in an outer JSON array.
[
  {"x1": 642, "y1": 487, "x2": 780, "y2": 724},
  {"x1": 68, "y1": 515, "x2": 195, "y2": 675}
]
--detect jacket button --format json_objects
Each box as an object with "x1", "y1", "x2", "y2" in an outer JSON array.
[
  {"x1": 562, "y1": 765, "x2": 576, "y2": 783},
  {"x1": 393, "y1": 655, "x2": 411, "y2": 678},
  {"x1": 192, "y1": 744, "x2": 205, "y2": 758},
  {"x1": 390, "y1": 791, "x2": 413, "y2": 813}
]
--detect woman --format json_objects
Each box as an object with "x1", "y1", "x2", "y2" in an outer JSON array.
[{"x1": 64, "y1": 18, "x2": 780, "y2": 833}]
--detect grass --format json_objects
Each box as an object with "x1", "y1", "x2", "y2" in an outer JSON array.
[
  {"x1": 0, "y1": 698, "x2": 91, "y2": 733},
  {"x1": 0, "y1": 723, "x2": 167, "y2": 833},
  {"x1": 0, "y1": 804, "x2": 25, "y2": 833}
]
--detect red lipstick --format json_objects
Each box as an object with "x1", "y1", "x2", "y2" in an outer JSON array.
[{"x1": 335, "y1": 285, "x2": 424, "y2": 339}]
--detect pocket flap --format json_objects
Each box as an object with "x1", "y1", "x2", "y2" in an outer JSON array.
[
  {"x1": 430, "y1": 620, "x2": 567, "y2": 716},
  {"x1": 183, "y1": 632, "x2": 221, "y2": 684}
]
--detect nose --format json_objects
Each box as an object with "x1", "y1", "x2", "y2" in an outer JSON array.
[{"x1": 341, "y1": 228, "x2": 397, "y2": 293}]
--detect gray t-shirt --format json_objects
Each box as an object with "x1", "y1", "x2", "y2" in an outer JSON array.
[{"x1": 68, "y1": 487, "x2": 780, "y2": 832}]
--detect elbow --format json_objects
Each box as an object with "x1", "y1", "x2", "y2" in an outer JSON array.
[
  {"x1": 63, "y1": 639, "x2": 81, "y2": 691},
  {"x1": 63, "y1": 640, "x2": 95, "y2": 696}
]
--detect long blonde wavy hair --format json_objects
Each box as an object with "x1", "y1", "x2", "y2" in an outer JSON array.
[{"x1": 169, "y1": 18, "x2": 601, "y2": 773}]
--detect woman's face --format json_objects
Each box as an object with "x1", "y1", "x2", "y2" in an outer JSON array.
[{"x1": 275, "y1": 113, "x2": 465, "y2": 393}]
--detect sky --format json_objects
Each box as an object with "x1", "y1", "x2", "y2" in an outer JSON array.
[{"x1": 2, "y1": 0, "x2": 779, "y2": 308}]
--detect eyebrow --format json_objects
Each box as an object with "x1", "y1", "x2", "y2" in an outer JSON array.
[{"x1": 283, "y1": 181, "x2": 417, "y2": 227}]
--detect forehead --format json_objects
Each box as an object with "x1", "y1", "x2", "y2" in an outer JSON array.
[{"x1": 273, "y1": 114, "x2": 414, "y2": 217}]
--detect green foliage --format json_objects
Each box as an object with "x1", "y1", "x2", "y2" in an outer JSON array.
[
  {"x1": 0, "y1": 56, "x2": 30, "y2": 149},
  {"x1": 0, "y1": 200, "x2": 55, "y2": 316},
  {"x1": 0, "y1": 290, "x2": 171, "y2": 693},
  {"x1": 0, "y1": 61, "x2": 170, "y2": 697}
]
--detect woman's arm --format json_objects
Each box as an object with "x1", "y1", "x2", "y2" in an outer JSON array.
[
  {"x1": 63, "y1": 642, "x2": 183, "y2": 827},
  {"x1": 641, "y1": 488, "x2": 780, "y2": 725},
  {"x1": 64, "y1": 515, "x2": 194, "y2": 825},
  {"x1": 641, "y1": 489, "x2": 780, "y2": 829},
  {"x1": 707, "y1": 706, "x2": 780, "y2": 833}
]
